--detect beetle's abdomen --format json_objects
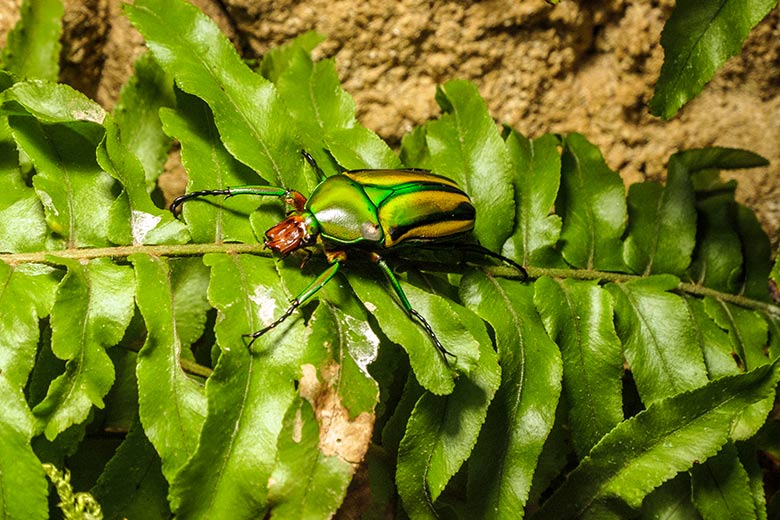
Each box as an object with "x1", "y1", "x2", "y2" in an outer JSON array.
[{"x1": 343, "y1": 170, "x2": 475, "y2": 248}]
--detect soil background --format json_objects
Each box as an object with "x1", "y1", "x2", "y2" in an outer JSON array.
[{"x1": 1, "y1": 0, "x2": 779, "y2": 250}]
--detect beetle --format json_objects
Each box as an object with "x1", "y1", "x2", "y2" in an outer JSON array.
[{"x1": 171, "y1": 152, "x2": 527, "y2": 360}]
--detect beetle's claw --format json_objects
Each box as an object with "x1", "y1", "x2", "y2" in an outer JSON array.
[
  {"x1": 409, "y1": 309, "x2": 457, "y2": 365},
  {"x1": 169, "y1": 189, "x2": 233, "y2": 217}
]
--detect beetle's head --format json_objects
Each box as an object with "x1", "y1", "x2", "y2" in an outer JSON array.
[{"x1": 264, "y1": 211, "x2": 319, "y2": 256}]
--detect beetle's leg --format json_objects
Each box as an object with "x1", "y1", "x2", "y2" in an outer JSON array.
[
  {"x1": 370, "y1": 253, "x2": 456, "y2": 362},
  {"x1": 284, "y1": 190, "x2": 307, "y2": 212},
  {"x1": 170, "y1": 185, "x2": 299, "y2": 215},
  {"x1": 298, "y1": 248, "x2": 313, "y2": 269},
  {"x1": 459, "y1": 243, "x2": 528, "y2": 280},
  {"x1": 416, "y1": 243, "x2": 528, "y2": 281},
  {"x1": 245, "y1": 260, "x2": 342, "y2": 351},
  {"x1": 302, "y1": 150, "x2": 327, "y2": 182},
  {"x1": 170, "y1": 189, "x2": 232, "y2": 215}
]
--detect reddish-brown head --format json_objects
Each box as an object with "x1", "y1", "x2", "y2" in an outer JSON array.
[{"x1": 264, "y1": 212, "x2": 319, "y2": 256}]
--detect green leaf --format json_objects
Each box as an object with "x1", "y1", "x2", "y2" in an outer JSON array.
[
  {"x1": 32, "y1": 257, "x2": 135, "y2": 440},
  {"x1": 608, "y1": 275, "x2": 709, "y2": 404},
  {"x1": 8, "y1": 115, "x2": 113, "y2": 249},
  {"x1": 125, "y1": 0, "x2": 304, "y2": 190},
  {"x1": 131, "y1": 254, "x2": 208, "y2": 482},
  {"x1": 690, "y1": 189, "x2": 743, "y2": 292},
  {"x1": 160, "y1": 90, "x2": 261, "y2": 245},
  {"x1": 325, "y1": 126, "x2": 402, "y2": 171},
  {"x1": 640, "y1": 473, "x2": 700, "y2": 519},
  {"x1": 0, "y1": 262, "x2": 60, "y2": 389},
  {"x1": 345, "y1": 268, "x2": 480, "y2": 395},
  {"x1": 98, "y1": 115, "x2": 190, "y2": 245},
  {"x1": 527, "y1": 401, "x2": 570, "y2": 507},
  {"x1": 683, "y1": 296, "x2": 740, "y2": 379},
  {"x1": 0, "y1": 81, "x2": 105, "y2": 124},
  {"x1": 0, "y1": 375, "x2": 49, "y2": 520},
  {"x1": 690, "y1": 442, "x2": 756, "y2": 519},
  {"x1": 101, "y1": 347, "x2": 140, "y2": 432},
  {"x1": 169, "y1": 254, "x2": 306, "y2": 517},
  {"x1": 310, "y1": 290, "x2": 380, "y2": 417},
  {"x1": 736, "y1": 204, "x2": 772, "y2": 301},
  {"x1": 0, "y1": 0, "x2": 63, "y2": 82},
  {"x1": 399, "y1": 125, "x2": 430, "y2": 168},
  {"x1": 92, "y1": 419, "x2": 171, "y2": 520},
  {"x1": 531, "y1": 361, "x2": 780, "y2": 519},
  {"x1": 461, "y1": 274, "x2": 562, "y2": 518},
  {"x1": 558, "y1": 133, "x2": 626, "y2": 271},
  {"x1": 276, "y1": 54, "x2": 356, "y2": 162},
  {"x1": 703, "y1": 298, "x2": 772, "y2": 441},
  {"x1": 266, "y1": 397, "x2": 355, "y2": 519},
  {"x1": 675, "y1": 147, "x2": 769, "y2": 172},
  {"x1": 113, "y1": 51, "x2": 175, "y2": 188},
  {"x1": 426, "y1": 80, "x2": 514, "y2": 252},
  {"x1": 650, "y1": 0, "x2": 778, "y2": 119},
  {"x1": 737, "y1": 440, "x2": 769, "y2": 520},
  {"x1": 501, "y1": 130, "x2": 562, "y2": 267},
  {"x1": 677, "y1": 148, "x2": 767, "y2": 291},
  {"x1": 704, "y1": 298, "x2": 769, "y2": 371},
  {"x1": 0, "y1": 81, "x2": 110, "y2": 249},
  {"x1": 274, "y1": 50, "x2": 399, "y2": 176},
  {"x1": 381, "y1": 372, "x2": 424, "y2": 456},
  {"x1": 259, "y1": 30, "x2": 326, "y2": 84},
  {"x1": 0, "y1": 118, "x2": 47, "y2": 252},
  {"x1": 534, "y1": 277, "x2": 622, "y2": 458},
  {"x1": 623, "y1": 152, "x2": 697, "y2": 276},
  {"x1": 396, "y1": 336, "x2": 500, "y2": 518}
]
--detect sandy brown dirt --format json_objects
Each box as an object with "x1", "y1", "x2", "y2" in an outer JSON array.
[{"x1": 1, "y1": 0, "x2": 778, "y2": 249}]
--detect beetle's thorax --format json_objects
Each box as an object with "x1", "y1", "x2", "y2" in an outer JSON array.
[{"x1": 265, "y1": 211, "x2": 319, "y2": 256}]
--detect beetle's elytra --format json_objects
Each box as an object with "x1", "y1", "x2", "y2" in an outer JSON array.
[{"x1": 171, "y1": 151, "x2": 527, "y2": 361}]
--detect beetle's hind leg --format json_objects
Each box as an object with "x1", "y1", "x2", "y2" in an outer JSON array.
[
  {"x1": 420, "y1": 242, "x2": 528, "y2": 280},
  {"x1": 462, "y1": 243, "x2": 528, "y2": 280},
  {"x1": 371, "y1": 254, "x2": 456, "y2": 363}
]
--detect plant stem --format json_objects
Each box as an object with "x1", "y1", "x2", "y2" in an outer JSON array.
[
  {"x1": 0, "y1": 243, "x2": 271, "y2": 265},
  {"x1": 2, "y1": 244, "x2": 778, "y2": 318}
]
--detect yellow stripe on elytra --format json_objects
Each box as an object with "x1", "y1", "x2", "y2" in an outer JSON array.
[
  {"x1": 385, "y1": 219, "x2": 474, "y2": 247},
  {"x1": 344, "y1": 170, "x2": 463, "y2": 191}
]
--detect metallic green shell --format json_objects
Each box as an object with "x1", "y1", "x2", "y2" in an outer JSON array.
[{"x1": 306, "y1": 170, "x2": 475, "y2": 249}]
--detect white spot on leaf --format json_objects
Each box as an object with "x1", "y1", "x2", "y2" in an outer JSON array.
[
  {"x1": 131, "y1": 211, "x2": 161, "y2": 243},
  {"x1": 342, "y1": 314, "x2": 379, "y2": 376},
  {"x1": 250, "y1": 286, "x2": 278, "y2": 323}
]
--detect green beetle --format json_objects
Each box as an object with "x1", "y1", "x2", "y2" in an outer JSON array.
[{"x1": 171, "y1": 152, "x2": 526, "y2": 359}]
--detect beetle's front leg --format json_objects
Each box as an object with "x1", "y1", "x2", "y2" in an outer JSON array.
[
  {"x1": 369, "y1": 253, "x2": 455, "y2": 362},
  {"x1": 245, "y1": 258, "x2": 342, "y2": 351},
  {"x1": 170, "y1": 185, "x2": 304, "y2": 215}
]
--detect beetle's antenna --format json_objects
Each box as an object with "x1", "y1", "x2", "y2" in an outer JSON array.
[{"x1": 170, "y1": 189, "x2": 232, "y2": 215}]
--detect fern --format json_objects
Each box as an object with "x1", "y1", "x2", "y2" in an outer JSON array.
[{"x1": 0, "y1": 0, "x2": 778, "y2": 519}]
